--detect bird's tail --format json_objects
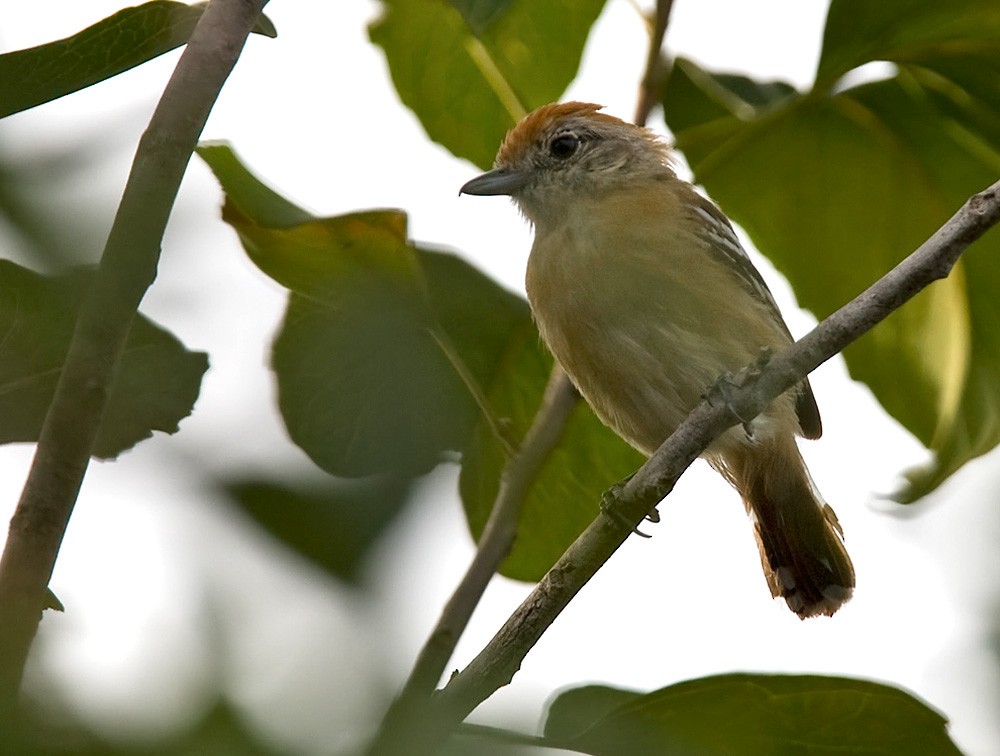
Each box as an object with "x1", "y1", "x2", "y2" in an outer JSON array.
[{"x1": 712, "y1": 435, "x2": 855, "y2": 619}]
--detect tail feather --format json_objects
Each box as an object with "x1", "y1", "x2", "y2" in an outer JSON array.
[{"x1": 713, "y1": 437, "x2": 854, "y2": 619}]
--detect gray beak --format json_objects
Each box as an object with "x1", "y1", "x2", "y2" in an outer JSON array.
[{"x1": 459, "y1": 168, "x2": 530, "y2": 197}]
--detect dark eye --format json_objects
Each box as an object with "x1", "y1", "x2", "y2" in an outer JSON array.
[{"x1": 549, "y1": 133, "x2": 579, "y2": 159}]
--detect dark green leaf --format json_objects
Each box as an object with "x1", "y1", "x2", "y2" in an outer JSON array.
[
  {"x1": 196, "y1": 143, "x2": 311, "y2": 228},
  {"x1": 0, "y1": 1, "x2": 277, "y2": 119},
  {"x1": 272, "y1": 286, "x2": 469, "y2": 477},
  {"x1": 420, "y1": 249, "x2": 531, "y2": 397},
  {"x1": 369, "y1": 0, "x2": 606, "y2": 168},
  {"x1": 661, "y1": 65, "x2": 797, "y2": 137},
  {"x1": 447, "y1": 0, "x2": 514, "y2": 36},
  {"x1": 0, "y1": 260, "x2": 208, "y2": 457},
  {"x1": 661, "y1": 0, "x2": 1000, "y2": 501},
  {"x1": 543, "y1": 685, "x2": 643, "y2": 741},
  {"x1": 4, "y1": 698, "x2": 282, "y2": 755},
  {"x1": 817, "y1": 0, "x2": 1000, "y2": 88},
  {"x1": 226, "y1": 476, "x2": 411, "y2": 582},
  {"x1": 554, "y1": 675, "x2": 961, "y2": 755}
]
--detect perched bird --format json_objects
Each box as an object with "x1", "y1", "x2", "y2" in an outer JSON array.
[{"x1": 460, "y1": 102, "x2": 854, "y2": 618}]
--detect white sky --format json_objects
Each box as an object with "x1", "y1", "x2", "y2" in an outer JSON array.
[{"x1": 2, "y1": 2, "x2": 999, "y2": 754}]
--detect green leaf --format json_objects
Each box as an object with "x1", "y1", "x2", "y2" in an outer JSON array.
[
  {"x1": 817, "y1": 0, "x2": 1000, "y2": 87},
  {"x1": 543, "y1": 685, "x2": 643, "y2": 741},
  {"x1": 225, "y1": 476, "x2": 411, "y2": 583},
  {"x1": 272, "y1": 295, "x2": 464, "y2": 477},
  {"x1": 0, "y1": 1, "x2": 277, "y2": 120},
  {"x1": 661, "y1": 0, "x2": 1000, "y2": 501},
  {"x1": 196, "y1": 142, "x2": 311, "y2": 228},
  {"x1": 420, "y1": 249, "x2": 531, "y2": 403},
  {"x1": 550, "y1": 675, "x2": 961, "y2": 755},
  {"x1": 447, "y1": 0, "x2": 514, "y2": 36},
  {"x1": 369, "y1": 0, "x2": 607, "y2": 168},
  {"x1": 0, "y1": 260, "x2": 208, "y2": 457},
  {"x1": 5, "y1": 698, "x2": 281, "y2": 754},
  {"x1": 265, "y1": 225, "x2": 467, "y2": 477}
]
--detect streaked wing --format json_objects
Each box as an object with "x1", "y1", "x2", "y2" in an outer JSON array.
[
  {"x1": 686, "y1": 192, "x2": 783, "y2": 317},
  {"x1": 685, "y1": 192, "x2": 823, "y2": 439}
]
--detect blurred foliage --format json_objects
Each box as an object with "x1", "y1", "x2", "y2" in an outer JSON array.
[
  {"x1": 0, "y1": 1, "x2": 276, "y2": 119},
  {"x1": 447, "y1": 0, "x2": 515, "y2": 36},
  {"x1": 226, "y1": 475, "x2": 412, "y2": 583},
  {"x1": 5, "y1": 700, "x2": 280, "y2": 755},
  {"x1": 544, "y1": 675, "x2": 962, "y2": 754},
  {"x1": 661, "y1": 0, "x2": 1000, "y2": 501},
  {"x1": 0, "y1": 260, "x2": 208, "y2": 457},
  {"x1": 0, "y1": 144, "x2": 109, "y2": 271}
]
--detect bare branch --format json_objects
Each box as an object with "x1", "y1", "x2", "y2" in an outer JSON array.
[{"x1": 0, "y1": 0, "x2": 268, "y2": 716}]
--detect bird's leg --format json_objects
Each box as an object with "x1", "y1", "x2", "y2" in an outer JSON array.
[
  {"x1": 706, "y1": 347, "x2": 773, "y2": 438},
  {"x1": 600, "y1": 472, "x2": 659, "y2": 538}
]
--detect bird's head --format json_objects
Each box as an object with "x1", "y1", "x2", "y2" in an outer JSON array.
[{"x1": 460, "y1": 102, "x2": 674, "y2": 225}]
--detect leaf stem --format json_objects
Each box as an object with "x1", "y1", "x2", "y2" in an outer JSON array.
[
  {"x1": 463, "y1": 35, "x2": 527, "y2": 124},
  {"x1": 0, "y1": 0, "x2": 268, "y2": 719}
]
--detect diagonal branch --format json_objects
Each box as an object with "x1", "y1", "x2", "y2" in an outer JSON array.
[
  {"x1": 418, "y1": 179, "x2": 1000, "y2": 751},
  {"x1": 0, "y1": 0, "x2": 269, "y2": 717}
]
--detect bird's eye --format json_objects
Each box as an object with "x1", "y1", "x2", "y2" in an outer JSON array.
[{"x1": 549, "y1": 133, "x2": 579, "y2": 159}]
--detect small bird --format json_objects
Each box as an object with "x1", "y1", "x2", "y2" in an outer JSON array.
[{"x1": 460, "y1": 102, "x2": 854, "y2": 618}]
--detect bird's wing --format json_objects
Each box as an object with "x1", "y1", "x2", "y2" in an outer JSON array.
[{"x1": 686, "y1": 192, "x2": 822, "y2": 440}]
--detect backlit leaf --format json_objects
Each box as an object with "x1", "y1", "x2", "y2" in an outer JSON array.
[{"x1": 0, "y1": 1, "x2": 276, "y2": 119}]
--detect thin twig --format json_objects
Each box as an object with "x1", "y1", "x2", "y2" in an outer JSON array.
[
  {"x1": 419, "y1": 179, "x2": 1000, "y2": 750},
  {"x1": 368, "y1": 366, "x2": 579, "y2": 754},
  {"x1": 633, "y1": 0, "x2": 674, "y2": 127},
  {"x1": 0, "y1": 0, "x2": 268, "y2": 717}
]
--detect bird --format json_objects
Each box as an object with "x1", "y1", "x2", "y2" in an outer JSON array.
[{"x1": 460, "y1": 101, "x2": 855, "y2": 619}]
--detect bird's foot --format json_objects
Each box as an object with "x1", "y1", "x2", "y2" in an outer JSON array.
[
  {"x1": 600, "y1": 473, "x2": 659, "y2": 538},
  {"x1": 705, "y1": 348, "x2": 773, "y2": 438}
]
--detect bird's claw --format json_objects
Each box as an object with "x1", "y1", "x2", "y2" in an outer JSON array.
[
  {"x1": 600, "y1": 474, "x2": 658, "y2": 537},
  {"x1": 704, "y1": 348, "x2": 773, "y2": 439}
]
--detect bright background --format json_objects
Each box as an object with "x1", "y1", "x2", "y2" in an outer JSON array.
[{"x1": 2, "y1": 2, "x2": 999, "y2": 754}]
